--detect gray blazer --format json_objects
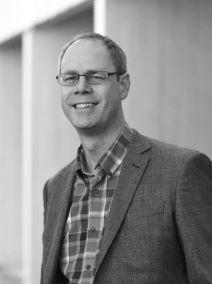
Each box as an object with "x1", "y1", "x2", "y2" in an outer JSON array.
[{"x1": 41, "y1": 130, "x2": 212, "y2": 284}]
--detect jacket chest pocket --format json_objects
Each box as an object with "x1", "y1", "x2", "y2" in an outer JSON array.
[
  {"x1": 126, "y1": 198, "x2": 165, "y2": 220},
  {"x1": 139, "y1": 200, "x2": 165, "y2": 217}
]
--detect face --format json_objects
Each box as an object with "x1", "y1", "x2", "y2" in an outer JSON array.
[{"x1": 60, "y1": 39, "x2": 129, "y2": 134}]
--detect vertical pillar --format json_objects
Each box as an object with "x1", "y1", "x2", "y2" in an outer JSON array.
[
  {"x1": 0, "y1": 39, "x2": 22, "y2": 283},
  {"x1": 22, "y1": 30, "x2": 34, "y2": 284},
  {"x1": 94, "y1": 0, "x2": 106, "y2": 34}
]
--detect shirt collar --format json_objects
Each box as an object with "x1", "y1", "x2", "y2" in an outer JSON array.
[{"x1": 76, "y1": 124, "x2": 133, "y2": 176}]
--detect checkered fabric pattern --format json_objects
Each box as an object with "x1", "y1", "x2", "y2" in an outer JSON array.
[{"x1": 60, "y1": 124, "x2": 133, "y2": 283}]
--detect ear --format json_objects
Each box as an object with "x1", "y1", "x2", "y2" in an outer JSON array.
[{"x1": 119, "y1": 73, "x2": 130, "y2": 100}]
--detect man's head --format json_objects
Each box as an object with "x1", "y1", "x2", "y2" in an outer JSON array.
[{"x1": 57, "y1": 33, "x2": 130, "y2": 135}]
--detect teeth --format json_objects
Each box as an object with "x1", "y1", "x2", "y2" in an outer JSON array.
[{"x1": 75, "y1": 103, "x2": 94, "y2": 109}]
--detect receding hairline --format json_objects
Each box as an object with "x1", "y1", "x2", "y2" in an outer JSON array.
[
  {"x1": 58, "y1": 33, "x2": 127, "y2": 74},
  {"x1": 63, "y1": 38, "x2": 110, "y2": 57},
  {"x1": 59, "y1": 38, "x2": 114, "y2": 72}
]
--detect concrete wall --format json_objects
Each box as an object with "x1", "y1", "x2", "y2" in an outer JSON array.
[
  {"x1": 106, "y1": 0, "x2": 212, "y2": 158},
  {"x1": 0, "y1": 39, "x2": 22, "y2": 283}
]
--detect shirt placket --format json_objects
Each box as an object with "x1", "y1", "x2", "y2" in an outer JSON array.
[{"x1": 83, "y1": 170, "x2": 104, "y2": 280}]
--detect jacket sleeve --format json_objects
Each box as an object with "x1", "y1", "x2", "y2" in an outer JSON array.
[
  {"x1": 176, "y1": 152, "x2": 212, "y2": 283},
  {"x1": 43, "y1": 180, "x2": 49, "y2": 227}
]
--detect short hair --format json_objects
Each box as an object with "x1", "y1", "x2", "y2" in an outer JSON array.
[{"x1": 57, "y1": 32, "x2": 127, "y2": 75}]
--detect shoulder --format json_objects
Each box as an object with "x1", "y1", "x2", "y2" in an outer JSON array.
[
  {"x1": 132, "y1": 129, "x2": 212, "y2": 170},
  {"x1": 131, "y1": 130, "x2": 212, "y2": 202}
]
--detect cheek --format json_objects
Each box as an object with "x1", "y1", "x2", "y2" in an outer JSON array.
[
  {"x1": 61, "y1": 95, "x2": 67, "y2": 111},
  {"x1": 61, "y1": 92, "x2": 71, "y2": 116},
  {"x1": 61, "y1": 89, "x2": 71, "y2": 103},
  {"x1": 105, "y1": 90, "x2": 121, "y2": 110},
  {"x1": 101, "y1": 85, "x2": 121, "y2": 105}
]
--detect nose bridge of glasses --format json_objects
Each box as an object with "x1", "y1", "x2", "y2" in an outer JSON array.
[
  {"x1": 76, "y1": 74, "x2": 91, "y2": 90},
  {"x1": 78, "y1": 74, "x2": 88, "y2": 83}
]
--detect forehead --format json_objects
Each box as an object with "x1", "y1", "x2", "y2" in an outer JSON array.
[{"x1": 61, "y1": 39, "x2": 115, "y2": 72}]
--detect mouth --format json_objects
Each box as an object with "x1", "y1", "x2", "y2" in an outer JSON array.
[{"x1": 74, "y1": 103, "x2": 98, "y2": 109}]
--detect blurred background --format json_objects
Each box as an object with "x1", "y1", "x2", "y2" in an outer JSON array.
[{"x1": 0, "y1": 0, "x2": 212, "y2": 283}]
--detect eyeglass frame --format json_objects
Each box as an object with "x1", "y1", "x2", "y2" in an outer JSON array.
[{"x1": 56, "y1": 70, "x2": 126, "y2": 86}]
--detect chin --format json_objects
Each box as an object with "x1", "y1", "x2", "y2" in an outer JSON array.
[{"x1": 71, "y1": 120, "x2": 97, "y2": 130}]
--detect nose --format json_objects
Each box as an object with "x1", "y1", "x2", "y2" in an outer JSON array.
[{"x1": 74, "y1": 75, "x2": 92, "y2": 95}]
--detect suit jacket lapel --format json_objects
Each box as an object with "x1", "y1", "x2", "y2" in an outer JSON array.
[
  {"x1": 44, "y1": 161, "x2": 76, "y2": 282},
  {"x1": 95, "y1": 131, "x2": 151, "y2": 273}
]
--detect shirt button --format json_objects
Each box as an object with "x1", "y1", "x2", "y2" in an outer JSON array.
[
  {"x1": 85, "y1": 264, "x2": 91, "y2": 270},
  {"x1": 92, "y1": 189, "x2": 99, "y2": 195},
  {"x1": 90, "y1": 226, "x2": 96, "y2": 232}
]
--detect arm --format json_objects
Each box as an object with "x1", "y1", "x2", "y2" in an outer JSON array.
[
  {"x1": 176, "y1": 152, "x2": 212, "y2": 283},
  {"x1": 43, "y1": 180, "x2": 48, "y2": 227}
]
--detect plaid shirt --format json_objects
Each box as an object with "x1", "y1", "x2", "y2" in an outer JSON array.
[{"x1": 60, "y1": 124, "x2": 133, "y2": 283}]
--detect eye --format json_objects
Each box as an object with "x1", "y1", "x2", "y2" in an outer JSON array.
[
  {"x1": 91, "y1": 73, "x2": 105, "y2": 79},
  {"x1": 92, "y1": 75, "x2": 101, "y2": 79},
  {"x1": 63, "y1": 74, "x2": 78, "y2": 82},
  {"x1": 87, "y1": 72, "x2": 107, "y2": 83}
]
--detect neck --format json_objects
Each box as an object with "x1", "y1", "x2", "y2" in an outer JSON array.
[{"x1": 77, "y1": 120, "x2": 126, "y2": 173}]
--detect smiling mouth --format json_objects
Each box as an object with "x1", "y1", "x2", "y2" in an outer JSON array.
[{"x1": 74, "y1": 103, "x2": 97, "y2": 109}]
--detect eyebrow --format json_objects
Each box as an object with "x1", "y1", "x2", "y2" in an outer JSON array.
[{"x1": 62, "y1": 69, "x2": 105, "y2": 74}]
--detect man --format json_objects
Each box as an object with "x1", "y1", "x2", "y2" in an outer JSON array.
[{"x1": 41, "y1": 33, "x2": 212, "y2": 284}]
